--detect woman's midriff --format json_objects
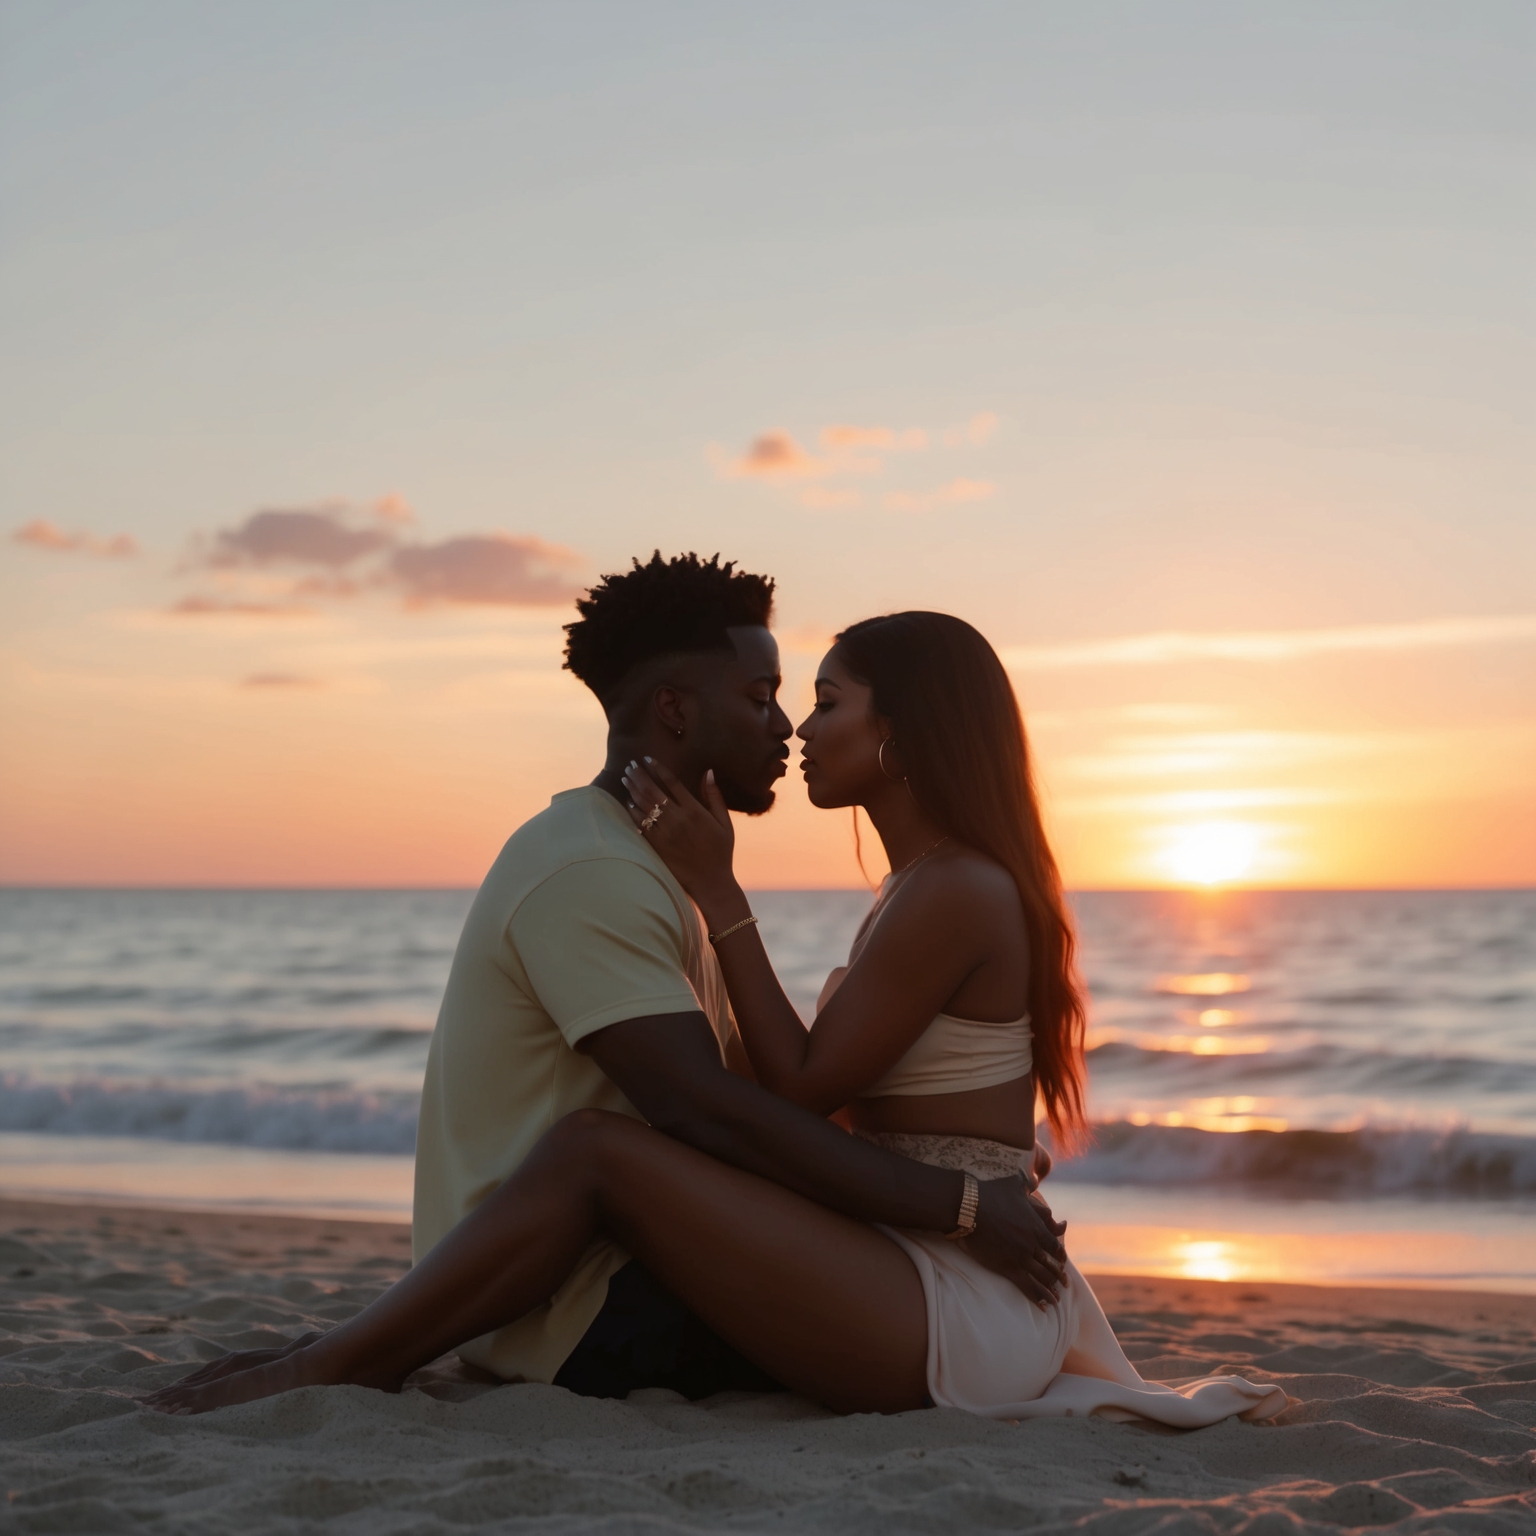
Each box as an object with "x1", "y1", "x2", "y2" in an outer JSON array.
[{"x1": 849, "y1": 1073, "x2": 1036, "y2": 1151}]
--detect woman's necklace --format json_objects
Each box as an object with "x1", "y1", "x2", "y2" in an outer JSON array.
[{"x1": 890, "y1": 835, "x2": 949, "y2": 880}]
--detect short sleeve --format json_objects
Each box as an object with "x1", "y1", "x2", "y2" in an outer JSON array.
[{"x1": 509, "y1": 859, "x2": 703, "y2": 1048}]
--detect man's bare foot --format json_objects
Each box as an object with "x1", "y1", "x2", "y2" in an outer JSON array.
[{"x1": 142, "y1": 1331, "x2": 322, "y2": 1403}]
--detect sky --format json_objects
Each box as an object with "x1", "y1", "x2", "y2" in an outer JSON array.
[{"x1": 1, "y1": 0, "x2": 1532, "y2": 890}]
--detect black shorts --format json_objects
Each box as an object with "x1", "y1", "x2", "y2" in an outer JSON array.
[{"x1": 552, "y1": 1260, "x2": 783, "y2": 1401}]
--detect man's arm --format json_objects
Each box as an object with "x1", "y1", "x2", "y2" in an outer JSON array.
[{"x1": 580, "y1": 1011, "x2": 1066, "y2": 1305}]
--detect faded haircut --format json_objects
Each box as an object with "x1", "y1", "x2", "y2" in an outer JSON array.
[{"x1": 563, "y1": 551, "x2": 775, "y2": 705}]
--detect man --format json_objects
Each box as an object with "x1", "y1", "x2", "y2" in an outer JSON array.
[{"x1": 413, "y1": 551, "x2": 1065, "y2": 1397}]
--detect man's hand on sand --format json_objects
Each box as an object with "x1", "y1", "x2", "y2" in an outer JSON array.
[
  {"x1": 140, "y1": 1331, "x2": 321, "y2": 1411},
  {"x1": 964, "y1": 1176, "x2": 1069, "y2": 1308}
]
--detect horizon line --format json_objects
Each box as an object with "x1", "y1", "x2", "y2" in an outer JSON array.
[{"x1": 2, "y1": 882, "x2": 1531, "y2": 896}]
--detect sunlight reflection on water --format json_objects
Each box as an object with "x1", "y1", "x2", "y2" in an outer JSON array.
[
  {"x1": 1059, "y1": 1186, "x2": 1536, "y2": 1292},
  {"x1": 2, "y1": 888, "x2": 1532, "y2": 1287}
]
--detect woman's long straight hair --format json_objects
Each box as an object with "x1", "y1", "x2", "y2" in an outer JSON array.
[{"x1": 834, "y1": 611, "x2": 1089, "y2": 1148}]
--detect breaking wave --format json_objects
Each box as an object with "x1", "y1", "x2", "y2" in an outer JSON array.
[
  {"x1": 6, "y1": 1074, "x2": 1536, "y2": 1200},
  {"x1": 1055, "y1": 1120, "x2": 1536, "y2": 1200},
  {"x1": 0, "y1": 1075, "x2": 418, "y2": 1155}
]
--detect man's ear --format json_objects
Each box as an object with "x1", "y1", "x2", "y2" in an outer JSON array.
[{"x1": 652, "y1": 684, "x2": 688, "y2": 737}]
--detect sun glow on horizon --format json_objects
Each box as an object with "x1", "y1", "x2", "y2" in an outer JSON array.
[{"x1": 1156, "y1": 821, "x2": 1262, "y2": 886}]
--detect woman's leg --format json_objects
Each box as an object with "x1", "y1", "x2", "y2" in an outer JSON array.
[{"x1": 145, "y1": 1110, "x2": 929, "y2": 1416}]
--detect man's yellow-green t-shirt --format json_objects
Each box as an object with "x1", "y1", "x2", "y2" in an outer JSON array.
[{"x1": 412, "y1": 785, "x2": 735, "y2": 1383}]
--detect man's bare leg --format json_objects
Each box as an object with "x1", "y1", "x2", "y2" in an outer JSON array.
[{"x1": 144, "y1": 1110, "x2": 928, "y2": 1416}]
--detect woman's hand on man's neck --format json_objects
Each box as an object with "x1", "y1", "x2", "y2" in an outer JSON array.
[{"x1": 594, "y1": 733, "x2": 700, "y2": 806}]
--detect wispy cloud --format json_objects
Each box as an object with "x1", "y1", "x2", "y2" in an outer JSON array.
[
  {"x1": 240, "y1": 673, "x2": 322, "y2": 689},
  {"x1": 171, "y1": 595, "x2": 313, "y2": 617},
  {"x1": 1054, "y1": 787, "x2": 1347, "y2": 818},
  {"x1": 13, "y1": 520, "x2": 138, "y2": 558},
  {"x1": 1060, "y1": 730, "x2": 1385, "y2": 782},
  {"x1": 716, "y1": 412, "x2": 996, "y2": 497},
  {"x1": 174, "y1": 499, "x2": 582, "y2": 614},
  {"x1": 390, "y1": 535, "x2": 582, "y2": 607},
  {"x1": 1002, "y1": 615, "x2": 1536, "y2": 672},
  {"x1": 819, "y1": 424, "x2": 927, "y2": 451},
  {"x1": 941, "y1": 412, "x2": 998, "y2": 447},
  {"x1": 883, "y1": 478, "x2": 995, "y2": 513},
  {"x1": 1050, "y1": 719, "x2": 1536, "y2": 819}
]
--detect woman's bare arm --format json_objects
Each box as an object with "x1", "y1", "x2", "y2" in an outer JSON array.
[{"x1": 620, "y1": 760, "x2": 1005, "y2": 1113}]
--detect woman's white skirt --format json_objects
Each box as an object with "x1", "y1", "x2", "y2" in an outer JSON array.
[{"x1": 861, "y1": 1133, "x2": 1288, "y2": 1426}]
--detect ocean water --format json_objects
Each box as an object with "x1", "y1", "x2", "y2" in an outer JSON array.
[{"x1": 2, "y1": 888, "x2": 1533, "y2": 1288}]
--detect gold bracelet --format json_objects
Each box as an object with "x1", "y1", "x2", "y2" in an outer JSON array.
[
  {"x1": 707, "y1": 915, "x2": 759, "y2": 947},
  {"x1": 945, "y1": 1172, "x2": 980, "y2": 1241}
]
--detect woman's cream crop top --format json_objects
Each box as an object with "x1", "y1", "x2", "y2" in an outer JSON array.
[
  {"x1": 861, "y1": 1007, "x2": 1033, "y2": 1098},
  {"x1": 841, "y1": 872, "x2": 1033, "y2": 1098}
]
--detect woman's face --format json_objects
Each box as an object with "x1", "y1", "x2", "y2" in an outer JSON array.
[{"x1": 795, "y1": 648, "x2": 888, "y2": 809}]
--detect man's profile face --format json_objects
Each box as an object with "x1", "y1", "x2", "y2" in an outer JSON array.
[{"x1": 692, "y1": 626, "x2": 792, "y2": 815}]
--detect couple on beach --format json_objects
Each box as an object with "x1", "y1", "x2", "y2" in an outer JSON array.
[{"x1": 149, "y1": 553, "x2": 1283, "y2": 1425}]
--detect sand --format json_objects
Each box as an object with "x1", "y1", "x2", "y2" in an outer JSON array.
[{"x1": 2, "y1": 1198, "x2": 1533, "y2": 1534}]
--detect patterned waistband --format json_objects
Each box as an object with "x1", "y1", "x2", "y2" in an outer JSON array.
[{"x1": 853, "y1": 1128, "x2": 1032, "y2": 1182}]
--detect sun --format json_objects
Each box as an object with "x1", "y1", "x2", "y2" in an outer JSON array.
[{"x1": 1158, "y1": 821, "x2": 1261, "y2": 887}]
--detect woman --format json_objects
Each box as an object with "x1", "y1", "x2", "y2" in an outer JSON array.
[{"x1": 147, "y1": 612, "x2": 1282, "y2": 1424}]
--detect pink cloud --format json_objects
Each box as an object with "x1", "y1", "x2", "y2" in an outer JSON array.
[
  {"x1": 819, "y1": 425, "x2": 927, "y2": 451},
  {"x1": 723, "y1": 416, "x2": 988, "y2": 492},
  {"x1": 171, "y1": 595, "x2": 313, "y2": 617},
  {"x1": 883, "y1": 478, "x2": 996, "y2": 513},
  {"x1": 180, "y1": 498, "x2": 583, "y2": 613},
  {"x1": 389, "y1": 534, "x2": 583, "y2": 607},
  {"x1": 13, "y1": 520, "x2": 138, "y2": 558},
  {"x1": 208, "y1": 507, "x2": 394, "y2": 569},
  {"x1": 728, "y1": 431, "x2": 823, "y2": 478},
  {"x1": 240, "y1": 673, "x2": 322, "y2": 689},
  {"x1": 371, "y1": 494, "x2": 415, "y2": 525}
]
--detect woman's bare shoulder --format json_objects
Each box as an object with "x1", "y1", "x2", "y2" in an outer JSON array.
[{"x1": 896, "y1": 846, "x2": 1023, "y2": 923}]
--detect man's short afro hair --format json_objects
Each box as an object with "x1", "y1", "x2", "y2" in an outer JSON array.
[{"x1": 563, "y1": 551, "x2": 776, "y2": 702}]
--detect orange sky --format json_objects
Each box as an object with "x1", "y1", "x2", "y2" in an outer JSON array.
[
  {"x1": 2, "y1": 564, "x2": 1531, "y2": 888},
  {"x1": 2, "y1": 9, "x2": 1531, "y2": 889}
]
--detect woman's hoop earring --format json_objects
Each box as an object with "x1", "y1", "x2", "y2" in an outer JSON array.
[{"x1": 877, "y1": 738, "x2": 906, "y2": 783}]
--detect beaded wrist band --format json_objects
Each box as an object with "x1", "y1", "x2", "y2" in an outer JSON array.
[{"x1": 946, "y1": 1172, "x2": 980, "y2": 1241}]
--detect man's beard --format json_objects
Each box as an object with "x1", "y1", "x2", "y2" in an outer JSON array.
[{"x1": 714, "y1": 772, "x2": 776, "y2": 817}]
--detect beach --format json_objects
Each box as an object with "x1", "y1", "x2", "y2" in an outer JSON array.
[
  {"x1": 4, "y1": 1196, "x2": 1534, "y2": 1534},
  {"x1": 5, "y1": 1, "x2": 1531, "y2": 1524}
]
